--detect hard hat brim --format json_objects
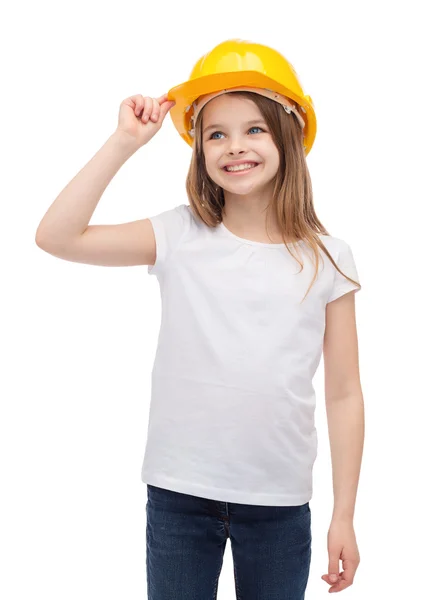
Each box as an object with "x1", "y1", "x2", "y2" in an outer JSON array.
[{"x1": 167, "y1": 71, "x2": 316, "y2": 155}]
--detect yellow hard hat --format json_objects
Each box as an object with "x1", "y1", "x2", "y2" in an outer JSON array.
[{"x1": 167, "y1": 39, "x2": 317, "y2": 155}]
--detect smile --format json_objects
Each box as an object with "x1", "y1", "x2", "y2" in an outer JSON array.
[{"x1": 223, "y1": 163, "x2": 261, "y2": 175}]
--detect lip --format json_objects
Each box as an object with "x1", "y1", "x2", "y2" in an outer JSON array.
[
  {"x1": 222, "y1": 163, "x2": 261, "y2": 175},
  {"x1": 222, "y1": 160, "x2": 260, "y2": 168}
]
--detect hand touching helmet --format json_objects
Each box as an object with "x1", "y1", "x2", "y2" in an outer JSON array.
[{"x1": 116, "y1": 93, "x2": 176, "y2": 149}]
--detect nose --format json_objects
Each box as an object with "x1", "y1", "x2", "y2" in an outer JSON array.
[
  {"x1": 226, "y1": 134, "x2": 248, "y2": 156},
  {"x1": 228, "y1": 146, "x2": 246, "y2": 156}
]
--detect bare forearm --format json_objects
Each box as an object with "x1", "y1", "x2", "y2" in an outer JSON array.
[
  {"x1": 35, "y1": 131, "x2": 140, "y2": 245},
  {"x1": 325, "y1": 393, "x2": 365, "y2": 522}
]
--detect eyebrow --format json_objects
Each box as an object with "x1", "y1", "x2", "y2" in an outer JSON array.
[{"x1": 203, "y1": 119, "x2": 266, "y2": 134}]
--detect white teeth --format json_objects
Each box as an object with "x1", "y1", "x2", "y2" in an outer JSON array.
[{"x1": 225, "y1": 163, "x2": 257, "y2": 172}]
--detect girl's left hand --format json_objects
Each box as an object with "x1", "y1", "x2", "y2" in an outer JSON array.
[{"x1": 321, "y1": 519, "x2": 360, "y2": 593}]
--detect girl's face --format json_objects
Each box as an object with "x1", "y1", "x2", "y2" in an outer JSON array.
[{"x1": 201, "y1": 94, "x2": 280, "y2": 198}]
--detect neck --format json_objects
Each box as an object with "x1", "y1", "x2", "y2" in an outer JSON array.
[{"x1": 221, "y1": 202, "x2": 291, "y2": 244}]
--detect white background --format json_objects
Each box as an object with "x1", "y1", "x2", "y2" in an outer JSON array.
[{"x1": 2, "y1": 0, "x2": 421, "y2": 598}]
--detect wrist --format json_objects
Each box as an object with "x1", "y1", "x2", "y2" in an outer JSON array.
[
  {"x1": 110, "y1": 129, "x2": 143, "y2": 156},
  {"x1": 331, "y1": 511, "x2": 355, "y2": 523}
]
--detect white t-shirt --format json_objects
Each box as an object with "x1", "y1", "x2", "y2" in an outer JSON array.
[{"x1": 141, "y1": 203, "x2": 361, "y2": 506}]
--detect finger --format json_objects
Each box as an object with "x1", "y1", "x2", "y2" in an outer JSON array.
[
  {"x1": 141, "y1": 97, "x2": 153, "y2": 123},
  {"x1": 156, "y1": 93, "x2": 171, "y2": 105},
  {"x1": 329, "y1": 579, "x2": 350, "y2": 592},
  {"x1": 321, "y1": 574, "x2": 339, "y2": 587},
  {"x1": 134, "y1": 96, "x2": 145, "y2": 117},
  {"x1": 328, "y1": 555, "x2": 340, "y2": 583},
  {"x1": 150, "y1": 98, "x2": 160, "y2": 122},
  {"x1": 156, "y1": 99, "x2": 175, "y2": 124},
  {"x1": 127, "y1": 94, "x2": 143, "y2": 113},
  {"x1": 328, "y1": 571, "x2": 352, "y2": 593}
]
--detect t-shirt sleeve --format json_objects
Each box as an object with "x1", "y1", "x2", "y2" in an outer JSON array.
[
  {"x1": 327, "y1": 241, "x2": 361, "y2": 303},
  {"x1": 147, "y1": 204, "x2": 190, "y2": 277}
]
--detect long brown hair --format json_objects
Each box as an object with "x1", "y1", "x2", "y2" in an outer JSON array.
[{"x1": 185, "y1": 91, "x2": 361, "y2": 303}]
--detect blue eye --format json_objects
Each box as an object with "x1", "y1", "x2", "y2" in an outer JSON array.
[{"x1": 209, "y1": 126, "x2": 264, "y2": 140}]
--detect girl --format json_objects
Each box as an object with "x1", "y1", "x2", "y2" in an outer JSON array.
[{"x1": 36, "y1": 39, "x2": 364, "y2": 599}]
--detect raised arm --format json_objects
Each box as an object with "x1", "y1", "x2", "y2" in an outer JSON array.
[{"x1": 35, "y1": 94, "x2": 175, "y2": 266}]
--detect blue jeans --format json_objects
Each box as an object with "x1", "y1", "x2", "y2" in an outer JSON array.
[{"x1": 146, "y1": 484, "x2": 312, "y2": 599}]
